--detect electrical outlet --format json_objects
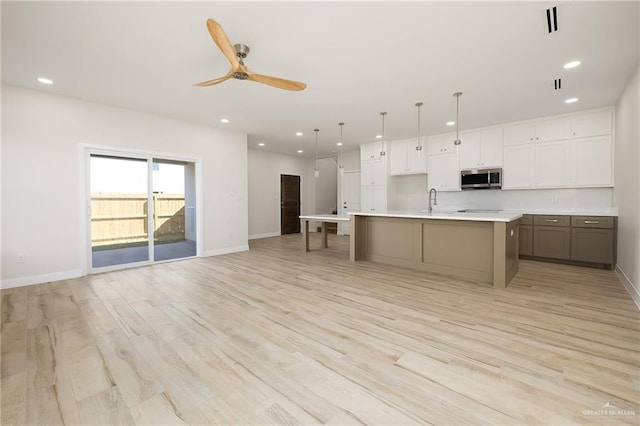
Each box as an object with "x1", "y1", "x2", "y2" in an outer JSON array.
[{"x1": 16, "y1": 253, "x2": 25, "y2": 263}]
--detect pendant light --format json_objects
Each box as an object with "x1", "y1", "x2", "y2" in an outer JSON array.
[
  {"x1": 314, "y1": 128, "x2": 320, "y2": 178},
  {"x1": 415, "y1": 102, "x2": 423, "y2": 158},
  {"x1": 453, "y1": 92, "x2": 463, "y2": 151},
  {"x1": 337, "y1": 122, "x2": 345, "y2": 176},
  {"x1": 379, "y1": 112, "x2": 387, "y2": 156}
]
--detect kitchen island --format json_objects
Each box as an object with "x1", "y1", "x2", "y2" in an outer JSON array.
[{"x1": 349, "y1": 211, "x2": 522, "y2": 288}]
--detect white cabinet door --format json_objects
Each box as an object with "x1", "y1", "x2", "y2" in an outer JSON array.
[
  {"x1": 361, "y1": 161, "x2": 387, "y2": 186},
  {"x1": 572, "y1": 110, "x2": 612, "y2": 138},
  {"x1": 427, "y1": 133, "x2": 456, "y2": 155},
  {"x1": 574, "y1": 136, "x2": 613, "y2": 186},
  {"x1": 458, "y1": 132, "x2": 481, "y2": 169},
  {"x1": 361, "y1": 141, "x2": 384, "y2": 162},
  {"x1": 407, "y1": 137, "x2": 427, "y2": 173},
  {"x1": 389, "y1": 140, "x2": 409, "y2": 174},
  {"x1": 535, "y1": 140, "x2": 572, "y2": 187},
  {"x1": 427, "y1": 153, "x2": 460, "y2": 191},
  {"x1": 503, "y1": 144, "x2": 535, "y2": 189},
  {"x1": 479, "y1": 127, "x2": 503, "y2": 167},
  {"x1": 503, "y1": 123, "x2": 535, "y2": 146},
  {"x1": 361, "y1": 186, "x2": 386, "y2": 212},
  {"x1": 535, "y1": 117, "x2": 571, "y2": 142},
  {"x1": 459, "y1": 129, "x2": 502, "y2": 169},
  {"x1": 390, "y1": 138, "x2": 426, "y2": 175}
]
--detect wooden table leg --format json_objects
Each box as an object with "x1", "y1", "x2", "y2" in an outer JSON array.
[
  {"x1": 321, "y1": 222, "x2": 328, "y2": 248},
  {"x1": 305, "y1": 220, "x2": 310, "y2": 252}
]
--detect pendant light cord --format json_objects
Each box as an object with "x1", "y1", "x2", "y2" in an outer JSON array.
[
  {"x1": 415, "y1": 102, "x2": 423, "y2": 150},
  {"x1": 453, "y1": 92, "x2": 462, "y2": 146}
]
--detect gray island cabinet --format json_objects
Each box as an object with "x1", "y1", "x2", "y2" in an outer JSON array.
[{"x1": 348, "y1": 211, "x2": 522, "y2": 289}]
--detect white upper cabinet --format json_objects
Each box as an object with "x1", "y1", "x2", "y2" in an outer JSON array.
[
  {"x1": 427, "y1": 153, "x2": 460, "y2": 191},
  {"x1": 572, "y1": 110, "x2": 612, "y2": 138},
  {"x1": 535, "y1": 117, "x2": 571, "y2": 142},
  {"x1": 389, "y1": 137, "x2": 427, "y2": 175},
  {"x1": 503, "y1": 123, "x2": 535, "y2": 146},
  {"x1": 535, "y1": 140, "x2": 573, "y2": 187},
  {"x1": 574, "y1": 136, "x2": 613, "y2": 186},
  {"x1": 360, "y1": 141, "x2": 385, "y2": 162},
  {"x1": 459, "y1": 128, "x2": 503, "y2": 169},
  {"x1": 502, "y1": 107, "x2": 613, "y2": 190},
  {"x1": 503, "y1": 144, "x2": 535, "y2": 189},
  {"x1": 427, "y1": 133, "x2": 456, "y2": 155}
]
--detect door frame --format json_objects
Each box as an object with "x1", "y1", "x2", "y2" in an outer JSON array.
[{"x1": 80, "y1": 144, "x2": 203, "y2": 275}]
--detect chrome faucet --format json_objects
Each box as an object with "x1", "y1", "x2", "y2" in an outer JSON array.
[{"x1": 428, "y1": 187, "x2": 437, "y2": 213}]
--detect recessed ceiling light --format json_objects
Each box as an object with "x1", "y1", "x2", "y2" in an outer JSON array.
[
  {"x1": 565, "y1": 97, "x2": 579, "y2": 104},
  {"x1": 296, "y1": 132, "x2": 303, "y2": 136},
  {"x1": 336, "y1": 142, "x2": 343, "y2": 146},
  {"x1": 220, "y1": 118, "x2": 229, "y2": 123},
  {"x1": 297, "y1": 149, "x2": 303, "y2": 153},
  {"x1": 258, "y1": 142, "x2": 265, "y2": 147},
  {"x1": 563, "y1": 60, "x2": 581, "y2": 69},
  {"x1": 37, "y1": 77, "x2": 53, "y2": 85},
  {"x1": 446, "y1": 121, "x2": 455, "y2": 126},
  {"x1": 375, "y1": 134, "x2": 383, "y2": 139}
]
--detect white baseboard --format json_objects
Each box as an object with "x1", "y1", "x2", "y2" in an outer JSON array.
[
  {"x1": 1, "y1": 269, "x2": 83, "y2": 290},
  {"x1": 616, "y1": 265, "x2": 640, "y2": 310},
  {"x1": 248, "y1": 232, "x2": 280, "y2": 240},
  {"x1": 201, "y1": 245, "x2": 249, "y2": 257}
]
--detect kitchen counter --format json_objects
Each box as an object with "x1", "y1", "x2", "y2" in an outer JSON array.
[
  {"x1": 431, "y1": 208, "x2": 618, "y2": 217},
  {"x1": 348, "y1": 210, "x2": 519, "y2": 288},
  {"x1": 349, "y1": 210, "x2": 522, "y2": 222}
]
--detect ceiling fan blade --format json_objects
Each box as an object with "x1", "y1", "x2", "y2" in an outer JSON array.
[
  {"x1": 248, "y1": 73, "x2": 307, "y2": 91},
  {"x1": 194, "y1": 73, "x2": 232, "y2": 87},
  {"x1": 206, "y1": 19, "x2": 239, "y2": 68}
]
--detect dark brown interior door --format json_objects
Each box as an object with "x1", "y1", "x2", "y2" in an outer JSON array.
[{"x1": 281, "y1": 174, "x2": 301, "y2": 234}]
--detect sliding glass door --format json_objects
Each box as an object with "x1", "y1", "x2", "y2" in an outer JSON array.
[
  {"x1": 90, "y1": 155, "x2": 150, "y2": 268},
  {"x1": 88, "y1": 152, "x2": 197, "y2": 270},
  {"x1": 152, "y1": 159, "x2": 197, "y2": 262}
]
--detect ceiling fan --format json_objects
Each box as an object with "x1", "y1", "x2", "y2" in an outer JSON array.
[{"x1": 195, "y1": 19, "x2": 307, "y2": 91}]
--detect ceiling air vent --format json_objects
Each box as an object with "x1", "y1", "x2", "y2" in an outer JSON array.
[
  {"x1": 546, "y1": 6, "x2": 558, "y2": 33},
  {"x1": 554, "y1": 78, "x2": 562, "y2": 90}
]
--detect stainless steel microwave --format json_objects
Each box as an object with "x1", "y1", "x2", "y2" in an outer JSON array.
[{"x1": 460, "y1": 168, "x2": 502, "y2": 190}]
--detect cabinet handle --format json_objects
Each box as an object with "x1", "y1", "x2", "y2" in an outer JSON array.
[
  {"x1": 545, "y1": 219, "x2": 558, "y2": 223},
  {"x1": 584, "y1": 220, "x2": 599, "y2": 224}
]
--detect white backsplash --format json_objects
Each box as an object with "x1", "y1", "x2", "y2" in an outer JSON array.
[{"x1": 388, "y1": 175, "x2": 614, "y2": 213}]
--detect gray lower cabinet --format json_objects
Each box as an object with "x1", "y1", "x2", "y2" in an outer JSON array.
[
  {"x1": 533, "y1": 226, "x2": 571, "y2": 259},
  {"x1": 518, "y1": 215, "x2": 533, "y2": 256},
  {"x1": 521, "y1": 214, "x2": 616, "y2": 268},
  {"x1": 570, "y1": 216, "x2": 615, "y2": 265},
  {"x1": 571, "y1": 228, "x2": 614, "y2": 264}
]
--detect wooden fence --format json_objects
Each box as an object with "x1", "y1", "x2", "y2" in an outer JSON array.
[{"x1": 91, "y1": 193, "x2": 186, "y2": 247}]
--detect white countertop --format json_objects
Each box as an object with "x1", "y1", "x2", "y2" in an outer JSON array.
[
  {"x1": 505, "y1": 208, "x2": 618, "y2": 217},
  {"x1": 348, "y1": 210, "x2": 522, "y2": 222},
  {"x1": 431, "y1": 207, "x2": 618, "y2": 217},
  {"x1": 299, "y1": 214, "x2": 351, "y2": 222}
]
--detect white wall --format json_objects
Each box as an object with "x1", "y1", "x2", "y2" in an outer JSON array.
[
  {"x1": 1, "y1": 84, "x2": 248, "y2": 288},
  {"x1": 247, "y1": 149, "x2": 313, "y2": 239},
  {"x1": 614, "y1": 61, "x2": 640, "y2": 306}
]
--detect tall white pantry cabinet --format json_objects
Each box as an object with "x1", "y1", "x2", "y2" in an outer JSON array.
[{"x1": 360, "y1": 140, "x2": 388, "y2": 212}]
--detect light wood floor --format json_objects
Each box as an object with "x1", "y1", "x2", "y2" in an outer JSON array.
[{"x1": 2, "y1": 234, "x2": 639, "y2": 425}]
